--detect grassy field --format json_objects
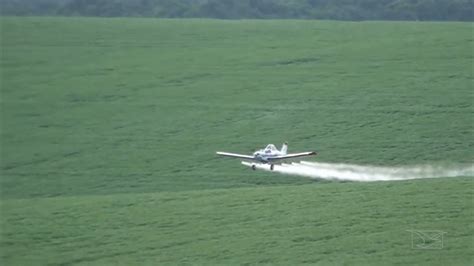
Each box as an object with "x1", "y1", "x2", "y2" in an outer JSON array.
[{"x1": 1, "y1": 17, "x2": 473, "y2": 265}]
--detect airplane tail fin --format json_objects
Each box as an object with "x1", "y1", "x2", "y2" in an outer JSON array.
[{"x1": 281, "y1": 142, "x2": 288, "y2": 154}]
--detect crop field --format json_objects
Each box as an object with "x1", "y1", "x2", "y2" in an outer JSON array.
[{"x1": 1, "y1": 17, "x2": 473, "y2": 265}]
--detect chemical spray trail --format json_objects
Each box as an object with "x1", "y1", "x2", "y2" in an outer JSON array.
[{"x1": 242, "y1": 161, "x2": 473, "y2": 182}]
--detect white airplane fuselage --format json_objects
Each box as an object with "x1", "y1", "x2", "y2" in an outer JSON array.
[
  {"x1": 216, "y1": 142, "x2": 316, "y2": 171},
  {"x1": 252, "y1": 143, "x2": 287, "y2": 163}
]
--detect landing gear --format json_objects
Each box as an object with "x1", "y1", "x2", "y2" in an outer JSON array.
[
  {"x1": 251, "y1": 164, "x2": 256, "y2": 171},
  {"x1": 270, "y1": 164, "x2": 274, "y2": 171}
]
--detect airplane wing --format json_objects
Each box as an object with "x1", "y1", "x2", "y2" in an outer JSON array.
[
  {"x1": 216, "y1": 151, "x2": 255, "y2": 160},
  {"x1": 267, "y1": 151, "x2": 317, "y2": 161}
]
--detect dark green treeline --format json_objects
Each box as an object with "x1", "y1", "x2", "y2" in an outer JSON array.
[{"x1": 1, "y1": 0, "x2": 472, "y2": 21}]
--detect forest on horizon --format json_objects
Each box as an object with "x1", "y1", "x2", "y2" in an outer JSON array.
[{"x1": 1, "y1": 0, "x2": 472, "y2": 21}]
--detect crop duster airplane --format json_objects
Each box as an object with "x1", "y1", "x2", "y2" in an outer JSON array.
[{"x1": 216, "y1": 142, "x2": 317, "y2": 171}]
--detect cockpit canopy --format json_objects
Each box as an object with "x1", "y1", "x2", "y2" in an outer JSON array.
[
  {"x1": 254, "y1": 144, "x2": 279, "y2": 156},
  {"x1": 265, "y1": 144, "x2": 277, "y2": 152}
]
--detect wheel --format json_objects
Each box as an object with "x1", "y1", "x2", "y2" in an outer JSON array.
[
  {"x1": 252, "y1": 164, "x2": 256, "y2": 170},
  {"x1": 270, "y1": 164, "x2": 274, "y2": 171}
]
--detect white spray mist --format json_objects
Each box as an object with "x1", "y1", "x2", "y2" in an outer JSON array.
[{"x1": 242, "y1": 161, "x2": 473, "y2": 182}]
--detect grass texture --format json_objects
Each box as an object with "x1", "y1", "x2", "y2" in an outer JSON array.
[{"x1": 1, "y1": 17, "x2": 473, "y2": 265}]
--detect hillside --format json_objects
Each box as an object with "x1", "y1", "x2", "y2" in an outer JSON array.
[{"x1": 1, "y1": 17, "x2": 473, "y2": 265}]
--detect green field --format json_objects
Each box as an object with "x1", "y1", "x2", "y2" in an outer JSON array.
[{"x1": 1, "y1": 17, "x2": 473, "y2": 265}]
